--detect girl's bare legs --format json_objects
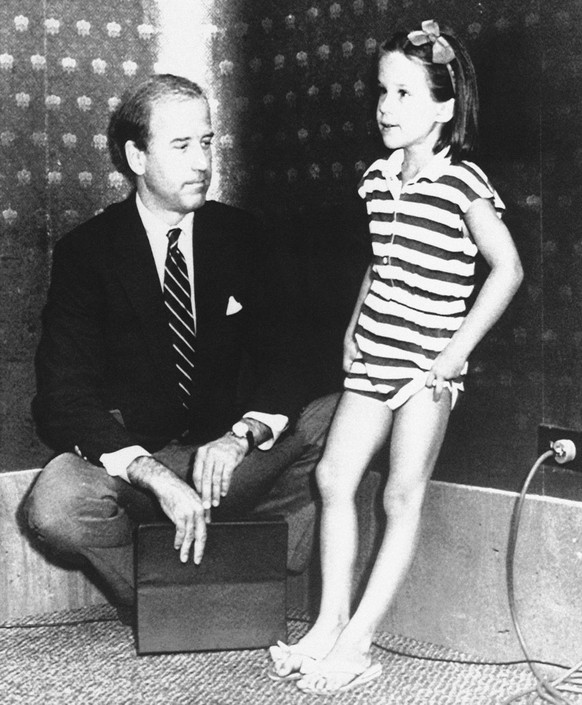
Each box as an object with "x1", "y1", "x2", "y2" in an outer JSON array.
[
  {"x1": 270, "y1": 391, "x2": 393, "y2": 676},
  {"x1": 298, "y1": 386, "x2": 451, "y2": 691}
]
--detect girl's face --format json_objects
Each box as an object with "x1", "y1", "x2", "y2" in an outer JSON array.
[{"x1": 376, "y1": 51, "x2": 453, "y2": 155}]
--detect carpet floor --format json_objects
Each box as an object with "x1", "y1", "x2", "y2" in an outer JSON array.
[{"x1": 0, "y1": 606, "x2": 577, "y2": 705}]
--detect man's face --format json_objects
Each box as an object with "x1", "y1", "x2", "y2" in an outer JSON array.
[{"x1": 132, "y1": 96, "x2": 213, "y2": 221}]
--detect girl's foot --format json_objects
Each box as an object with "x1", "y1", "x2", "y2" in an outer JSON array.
[
  {"x1": 296, "y1": 661, "x2": 382, "y2": 694},
  {"x1": 268, "y1": 641, "x2": 325, "y2": 681},
  {"x1": 267, "y1": 624, "x2": 343, "y2": 682},
  {"x1": 296, "y1": 635, "x2": 378, "y2": 694}
]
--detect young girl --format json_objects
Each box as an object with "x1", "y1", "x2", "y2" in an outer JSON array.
[{"x1": 269, "y1": 20, "x2": 523, "y2": 694}]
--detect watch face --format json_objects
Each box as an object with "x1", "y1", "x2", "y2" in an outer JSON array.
[{"x1": 232, "y1": 421, "x2": 248, "y2": 437}]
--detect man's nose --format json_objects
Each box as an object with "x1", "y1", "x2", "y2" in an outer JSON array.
[{"x1": 190, "y1": 145, "x2": 209, "y2": 171}]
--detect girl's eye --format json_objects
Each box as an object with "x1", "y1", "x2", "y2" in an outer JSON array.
[{"x1": 398, "y1": 89, "x2": 409, "y2": 98}]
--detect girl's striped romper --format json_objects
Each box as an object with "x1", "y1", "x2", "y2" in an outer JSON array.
[{"x1": 344, "y1": 147, "x2": 505, "y2": 409}]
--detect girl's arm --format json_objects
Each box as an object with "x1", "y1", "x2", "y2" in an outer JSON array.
[
  {"x1": 427, "y1": 198, "x2": 524, "y2": 398},
  {"x1": 343, "y1": 263, "x2": 374, "y2": 372}
]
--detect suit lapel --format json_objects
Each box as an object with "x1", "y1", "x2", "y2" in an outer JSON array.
[
  {"x1": 193, "y1": 202, "x2": 230, "y2": 328},
  {"x1": 107, "y1": 199, "x2": 233, "y2": 407},
  {"x1": 108, "y1": 197, "x2": 177, "y2": 401}
]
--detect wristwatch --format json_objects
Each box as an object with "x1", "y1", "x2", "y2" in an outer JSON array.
[{"x1": 230, "y1": 420, "x2": 255, "y2": 456}]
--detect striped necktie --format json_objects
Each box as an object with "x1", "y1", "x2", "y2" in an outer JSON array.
[{"x1": 163, "y1": 228, "x2": 196, "y2": 409}]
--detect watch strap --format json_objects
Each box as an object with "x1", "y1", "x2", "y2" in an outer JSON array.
[
  {"x1": 243, "y1": 429, "x2": 255, "y2": 456},
  {"x1": 230, "y1": 422, "x2": 255, "y2": 456}
]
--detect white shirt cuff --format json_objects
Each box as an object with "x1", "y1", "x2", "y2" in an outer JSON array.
[
  {"x1": 243, "y1": 412, "x2": 289, "y2": 450},
  {"x1": 100, "y1": 445, "x2": 151, "y2": 483}
]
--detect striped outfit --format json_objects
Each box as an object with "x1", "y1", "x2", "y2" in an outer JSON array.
[{"x1": 345, "y1": 148, "x2": 504, "y2": 409}]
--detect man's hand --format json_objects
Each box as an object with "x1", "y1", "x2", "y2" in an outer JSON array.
[
  {"x1": 192, "y1": 433, "x2": 248, "y2": 511},
  {"x1": 127, "y1": 456, "x2": 207, "y2": 564}
]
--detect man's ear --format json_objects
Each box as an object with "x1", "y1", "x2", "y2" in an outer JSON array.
[
  {"x1": 124, "y1": 140, "x2": 146, "y2": 177},
  {"x1": 437, "y1": 98, "x2": 455, "y2": 124}
]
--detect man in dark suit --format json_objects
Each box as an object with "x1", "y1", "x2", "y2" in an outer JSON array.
[{"x1": 25, "y1": 74, "x2": 338, "y2": 613}]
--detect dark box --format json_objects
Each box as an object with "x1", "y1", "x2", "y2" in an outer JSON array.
[{"x1": 135, "y1": 519, "x2": 288, "y2": 654}]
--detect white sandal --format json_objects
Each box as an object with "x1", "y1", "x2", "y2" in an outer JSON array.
[{"x1": 267, "y1": 640, "x2": 324, "y2": 682}]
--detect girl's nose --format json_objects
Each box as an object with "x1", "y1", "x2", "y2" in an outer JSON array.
[{"x1": 378, "y1": 93, "x2": 393, "y2": 116}]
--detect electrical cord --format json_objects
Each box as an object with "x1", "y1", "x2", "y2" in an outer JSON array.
[
  {"x1": 0, "y1": 616, "x2": 120, "y2": 629},
  {"x1": 502, "y1": 448, "x2": 582, "y2": 705},
  {"x1": 4, "y1": 450, "x2": 582, "y2": 705},
  {"x1": 0, "y1": 613, "x2": 575, "y2": 677},
  {"x1": 291, "y1": 614, "x2": 574, "y2": 671}
]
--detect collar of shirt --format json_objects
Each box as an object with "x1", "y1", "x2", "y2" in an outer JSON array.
[
  {"x1": 374, "y1": 147, "x2": 452, "y2": 186},
  {"x1": 135, "y1": 193, "x2": 196, "y2": 319}
]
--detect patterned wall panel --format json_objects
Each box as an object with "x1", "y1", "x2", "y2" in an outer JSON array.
[
  {"x1": 1, "y1": 0, "x2": 579, "y2": 496},
  {"x1": 206, "y1": 0, "x2": 546, "y2": 489},
  {"x1": 541, "y1": 0, "x2": 582, "y2": 436},
  {"x1": 0, "y1": 0, "x2": 158, "y2": 469}
]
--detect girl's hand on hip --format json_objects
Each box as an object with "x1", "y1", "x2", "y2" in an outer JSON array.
[
  {"x1": 343, "y1": 335, "x2": 359, "y2": 373},
  {"x1": 426, "y1": 348, "x2": 467, "y2": 401}
]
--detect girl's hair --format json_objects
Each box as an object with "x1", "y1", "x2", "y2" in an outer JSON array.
[
  {"x1": 380, "y1": 25, "x2": 478, "y2": 162},
  {"x1": 107, "y1": 74, "x2": 206, "y2": 183}
]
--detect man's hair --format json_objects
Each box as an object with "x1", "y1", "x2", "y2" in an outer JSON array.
[
  {"x1": 107, "y1": 74, "x2": 206, "y2": 183},
  {"x1": 380, "y1": 27, "x2": 479, "y2": 162}
]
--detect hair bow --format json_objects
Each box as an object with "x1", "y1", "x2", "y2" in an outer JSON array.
[{"x1": 407, "y1": 20, "x2": 455, "y2": 65}]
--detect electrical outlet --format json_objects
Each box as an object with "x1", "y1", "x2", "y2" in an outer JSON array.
[{"x1": 537, "y1": 425, "x2": 582, "y2": 471}]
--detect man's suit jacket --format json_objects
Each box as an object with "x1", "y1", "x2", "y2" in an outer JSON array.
[{"x1": 33, "y1": 196, "x2": 309, "y2": 464}]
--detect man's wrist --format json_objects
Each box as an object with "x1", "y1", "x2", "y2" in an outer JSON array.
[
  {"x1": 228, "y1": 430, "x2": 251, "y2": 456},
  {"x1": 229, "y1": 420, "x2": 255, "y2": 455},
  {"x1": 100, "y1": 445, "x2": 151, "y2": 483},
  {"x1": 229, "y1": 418, "x2": 272, "y2": 455},
  {"x1": 127, "y1": 455, "x2": 172, "y2": 490},
  {"x1": 244, "y1": 417, "x2": 272, "y2": 445}
]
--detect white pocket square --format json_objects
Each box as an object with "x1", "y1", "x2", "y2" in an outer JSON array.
[{"x1": 226, "y1": 296, "x2": 243, "y2": 315}]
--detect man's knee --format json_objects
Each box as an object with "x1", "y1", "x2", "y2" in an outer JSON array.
[
  {"x1": 295, "y1": 393, "x2": 340, "y2": 448},
  {"x1": 25, "y1": 453, "x2": 115, "y2": 553}
]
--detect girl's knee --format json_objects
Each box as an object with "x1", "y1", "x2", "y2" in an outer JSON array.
[
  {"x1": 315, "y1": 459, "x2": 334, "y2": 496},
  {"x1": 316, "y1": 458, "x2": 358, "y2": 503},
  {"x1": 382, "y1": 482, "x2": 425, "y2": 519}
]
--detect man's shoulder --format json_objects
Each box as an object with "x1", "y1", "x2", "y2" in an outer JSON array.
[
  {"x1": 55, "y1": 197, "x2": 136, "y2": 251},
  {"x1": 200, "y1": 199, "x2": 258, "y2": 229},
  {"x1": 197, "y1": 200, "x2": 266, "y2": 252}
]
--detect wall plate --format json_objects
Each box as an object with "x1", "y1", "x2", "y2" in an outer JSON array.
[{"x1": 537, "y1": 425, "x2": 582, "y2": 472}]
